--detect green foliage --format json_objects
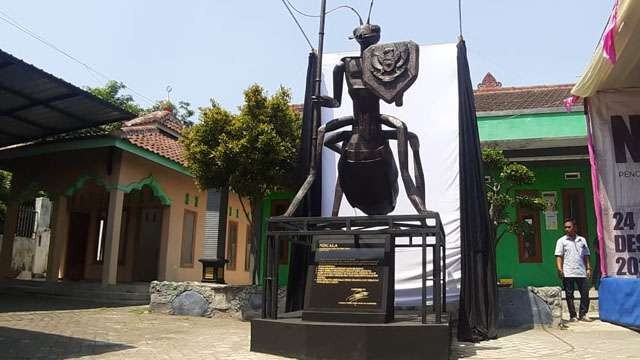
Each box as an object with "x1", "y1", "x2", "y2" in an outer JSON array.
[
  {"x1": 182, "y1": 84, "x2": 301, "y2": 283},
  {"x1": 87, "y1": 81, "x2": 195, "y2": 129},
  {"x1": 86, "y1": 80, "x2": 145, "y2": 116},
  {"x1": 482, "y1": 147, "x2": 546, "y2": 243},
  {"x1": 181, "y1": 84, "x2": 302, "y2": 217}
]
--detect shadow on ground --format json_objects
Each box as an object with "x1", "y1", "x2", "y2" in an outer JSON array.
[
  {"x1": 0, "y1": 293, "x2": 133, "y2": 313},
  {"x1": 0, "y1": 327, "x2": 133, "y2": 359}
]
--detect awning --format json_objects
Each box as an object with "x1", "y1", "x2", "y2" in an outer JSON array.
[
  {"x1": 0, "y1": 48, "x2": 135, "y2": 147},
  {"x1": 572, "y1": 0, "x2": 640, "y2": 97}
]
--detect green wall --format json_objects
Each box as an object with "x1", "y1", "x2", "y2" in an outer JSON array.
[
  {"x1": 495, "y1": 164, "x2": 597, "y2": 288},
  {"x1": 478, "y1": 111, "x2": 586, "y2": 141},
  {"x1": 258, "y1": 192, "x2": 293, "y2": 286}
]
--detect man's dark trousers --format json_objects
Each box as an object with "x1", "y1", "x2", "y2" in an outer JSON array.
[{"x1": 563, "y1": 277, "x2": 590, "y2": 318}]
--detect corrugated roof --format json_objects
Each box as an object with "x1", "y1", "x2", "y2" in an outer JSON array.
[{"x1": 0, "y1": 48, "x2": 134, "y2": 147}]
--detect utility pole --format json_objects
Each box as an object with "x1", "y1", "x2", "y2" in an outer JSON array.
[{"x1": 306, "y1": 0, "x2": 327, "y2": 215}]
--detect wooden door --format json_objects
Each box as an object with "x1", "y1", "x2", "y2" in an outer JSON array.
[
  {"x1": 65, "y1": 212, "x2": 90, "y2": 280},
  {"x1": 134, "y1": 208, "x2": 162, "y2": 281},
  {"x1": 562, "y1": 189, "x2": 587, "y2": 237},
  {"x1": 517, "y1": 191, "x2": 542, "y2": 263}
]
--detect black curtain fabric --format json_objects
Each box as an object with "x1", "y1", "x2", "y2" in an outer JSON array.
[
  {"x1": 456, "y1": 40, "x2": 498, "y2": 342},
  {"x1": 286, "y1": 52, "x2": 319, "y2": 312}
]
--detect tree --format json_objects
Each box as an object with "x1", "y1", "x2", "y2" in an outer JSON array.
[
  {"x1": 86, "y1": 80, "x2": 144, "y2": 116},
  {"x1": 181, "y1": 84, "x2": 302, "y2": 282},
  {"x1": 87, "y1": 81, "x2": 195, "y2": 128},
  {"x1": 482, "y1": 147, "x2": 546, "y2": 243}
]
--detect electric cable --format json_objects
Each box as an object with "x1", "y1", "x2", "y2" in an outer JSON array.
[
  {"x1": 284, "y1": 0, "x2": 363, "y2": 23},
  {"x1": 280, "y1": 0, "x2": 315, "y2": 50},
  {"x1": 0, "y1": 9, "x2": 155, "y2": 105}
]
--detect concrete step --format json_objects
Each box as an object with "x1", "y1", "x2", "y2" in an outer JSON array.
[{"x1": 0, "y1": 280, "x2": 150, "y2": 305}]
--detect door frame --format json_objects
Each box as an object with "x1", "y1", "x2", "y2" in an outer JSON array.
[{"x1": 516, "y1": 190, "x2": 543, "y2": 263}]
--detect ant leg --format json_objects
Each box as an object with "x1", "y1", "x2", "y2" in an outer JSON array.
[
  {"x1": 324, "y1": 131, "x2": 352, "y2": 216},
  {"x1": 380, "y1": 115, "x2": 427, "y2": 214},
  {"x1": 382, "y1": 130, "x2": 425, "y2": 204},
  {"x1": 284, "y1": 116, "x2": 354, "y2": 216},
  {"x1": 324, "y1": 131, "x2": 351, "y2": 154}
]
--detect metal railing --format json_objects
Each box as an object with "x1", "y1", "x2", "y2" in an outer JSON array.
[
  {"x1": 15, "y1": 204, "x2": 37, "y2": 238},
  {"x1": 263, "y1": 213, "x2": 447, "y2": 324}
]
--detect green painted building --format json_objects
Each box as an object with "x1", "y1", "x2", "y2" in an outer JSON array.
[
  {"x1": 475, "y1": 74, "x2": 596, "y2": 288},
  {"x1": 258, "y1": 74, "x2": 597, "y2": 289}
]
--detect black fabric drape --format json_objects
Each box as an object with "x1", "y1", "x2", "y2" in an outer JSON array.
[
  {"x1": 286, "y1": 52, "x2": 319, "y2": 312},
  {"x1": 456, "y1": 40, "x2": 498, "y2": 342}
]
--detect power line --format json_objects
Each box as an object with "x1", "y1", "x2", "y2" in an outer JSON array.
[
  {"x1": 280, "y1": 0, "x2": 314, "y2": 50},
  {"x1": 284, "y1": 0, "x2": 363, "y2": 23},
  {"x1": 0, "y1": 9, "x2": 156, "y2": 105}
]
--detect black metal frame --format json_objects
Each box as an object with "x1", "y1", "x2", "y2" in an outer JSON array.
[{"x1": 263, "y1": 212, "x2": 447, "y2": 324}]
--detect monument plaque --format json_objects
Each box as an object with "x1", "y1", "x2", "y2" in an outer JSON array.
[{"x1": 303, "y1": 235, "x2": 394, "y2": 323}]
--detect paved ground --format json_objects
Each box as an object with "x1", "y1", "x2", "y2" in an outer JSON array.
[{"x1": 0, "y1": 294, "x2": 638, "y2": 359}]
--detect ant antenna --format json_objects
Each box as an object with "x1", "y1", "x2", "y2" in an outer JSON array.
[{"x1": 366, "y1": 0, "x2": 374, "y2": 24}]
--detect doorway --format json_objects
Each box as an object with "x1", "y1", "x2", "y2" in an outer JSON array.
[
  {"x1": 65, "y1": 212, "x2": 90, "y2": 280},
  {"x1": 134, "y1": 207, "x2": 162, "y2": 281},
  {"x1": 562, "y1": 189, "x2": 588, "y2": 237}
]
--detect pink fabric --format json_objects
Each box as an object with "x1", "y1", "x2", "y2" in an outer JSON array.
[
  {"x1": 563, "y1": 95, "x2": 580, "y2": 112},
  {"x1": 603, "y1": 0, "x2": 619, "y2": 64},
  {"x1": 585, "y1": 100, "x2": 607, "y2": 276}
]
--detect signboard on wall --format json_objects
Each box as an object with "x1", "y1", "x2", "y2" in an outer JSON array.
[{"x1": 589, "y1": 90, "x2": 640, "y2": 278}]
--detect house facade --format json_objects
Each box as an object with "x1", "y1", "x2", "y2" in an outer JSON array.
[
  {"x1": 0, "y1": 111, "x2": 253, "y2": 285},
  {"x1": 475, "y1": 73, "x2": 596, "y2": 288}
]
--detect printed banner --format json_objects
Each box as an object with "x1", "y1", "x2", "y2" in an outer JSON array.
[
  {"x1": 320, "y1": 43, "x2": 460, "y2": 305},
  {"x1": 589, "y1": 90, "x2": 640, "y2": 278}
]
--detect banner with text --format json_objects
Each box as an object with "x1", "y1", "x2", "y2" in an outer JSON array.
[{"x1": 590, "y1": 90, "x2": 640, "y2": 278}]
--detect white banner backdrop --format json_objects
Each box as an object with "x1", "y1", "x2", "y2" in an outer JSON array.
[
  {"x1": 590, "y1": 90, "x2": 640, "y2": 278},
  {"x1": 320, "y1": 43, "x2": 461, "y2": 305}
]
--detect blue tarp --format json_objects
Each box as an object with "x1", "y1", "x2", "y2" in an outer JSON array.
[{"x1": 599, "y1": 277, "x2": 640, "y2": 329}]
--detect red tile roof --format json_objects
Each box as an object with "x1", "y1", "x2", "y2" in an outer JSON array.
[
  {"x1": 124, "y1": 110, "x2": 184, "y2": 134},
  {"x1": 120, "y1": 111, "x2": 187, "y2": 166},
  {"x1": 473, "y1": 73, "x2": 582, "y2": 112},
  {"x1": 124, "y1": 131, "x2": 186, "y2": 165}
]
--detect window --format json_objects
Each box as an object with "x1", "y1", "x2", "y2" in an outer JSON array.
[
  {"x1": 181, "y1": 210, "x2": 197, "y2": 267},
  {"x1": 227, "y1": 221, "x2": 238, "y2": 270},
  {"x1": 244, "y1": 225, "x2": 252, "y2": 271}
]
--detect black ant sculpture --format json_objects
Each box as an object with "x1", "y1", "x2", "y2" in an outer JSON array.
[{"x1": 285, "y1": 21, "x2": 427, "y2": 217}]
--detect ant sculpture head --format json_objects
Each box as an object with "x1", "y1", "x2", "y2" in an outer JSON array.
[{"x1": 351, "y1": 23, "x2": 381, "y2": 50}]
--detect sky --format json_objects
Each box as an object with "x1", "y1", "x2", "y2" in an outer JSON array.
[{"x1": 0, "y1": 1, "x2": 615, "y2": 116}]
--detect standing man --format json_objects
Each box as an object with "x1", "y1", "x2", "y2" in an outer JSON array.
[{"x1": 555, "y1": 218, "x2": 593, "y2": 322}]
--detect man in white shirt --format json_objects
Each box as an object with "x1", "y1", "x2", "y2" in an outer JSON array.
[{"x1": 555, "y1": 218, "x2": 593, "y2": 322}]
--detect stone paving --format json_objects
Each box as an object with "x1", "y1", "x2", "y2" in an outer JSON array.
[
  {"x1": 453, "y1": 318, "x2": 640, "y2": 359},
  {"x1": 0, "y1": 294, "x2": 638, "y2": 359}
]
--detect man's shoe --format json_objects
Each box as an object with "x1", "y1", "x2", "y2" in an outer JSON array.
[
  {"x1": 569, "y1": 317, "x2": 578, "y2": 322},
  {"x1": 578, "y1": 316, "x2": 594, "y2": 322}
]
